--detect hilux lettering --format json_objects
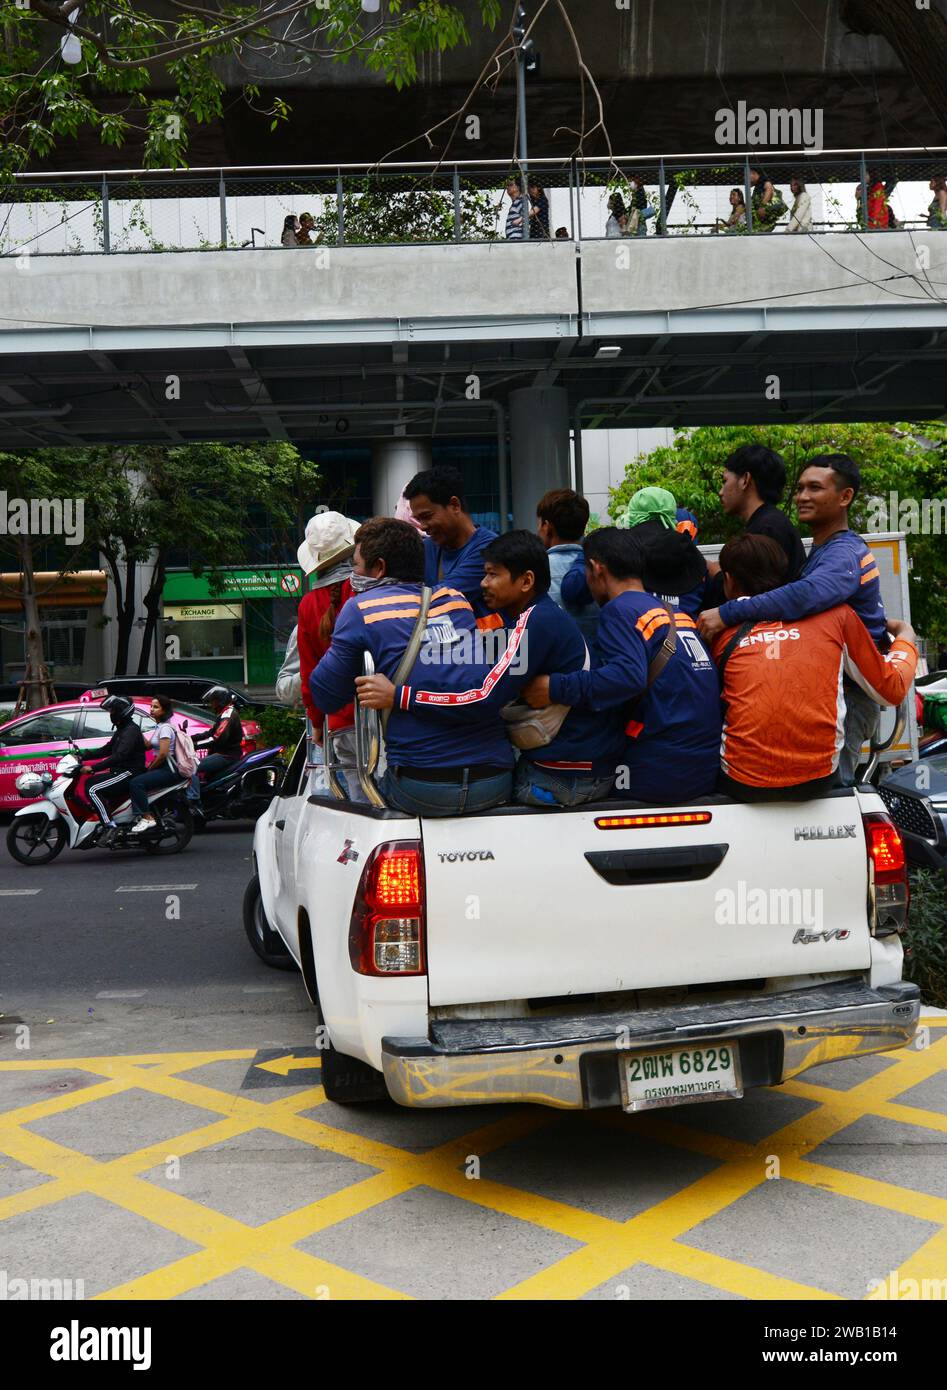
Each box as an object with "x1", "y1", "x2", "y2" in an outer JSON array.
[{"x1": 793, "y1": 825, "x2": 857, "y2": 840}]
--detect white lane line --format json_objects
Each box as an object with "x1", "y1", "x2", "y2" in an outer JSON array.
[
  {"x1": 0, "y1": 889, "x2": 42, "y2": 896},
  {"x1": 242, "y1": 986, "x2": 292, "y2": 994},
  {"x1": 96, "y1": 990, "x2": 148, "y2": 999},
  {"x1": 115, "y1": 884, "x2": 198, "y2": 893}
]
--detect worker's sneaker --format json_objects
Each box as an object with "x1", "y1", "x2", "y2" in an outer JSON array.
[{"x1": 129, "y1": 818, "x2": 155, "y2": 835}]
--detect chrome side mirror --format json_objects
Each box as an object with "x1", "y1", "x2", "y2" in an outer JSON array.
[{"x1": 241, "y1": 766, "x2": 280, "y2": 797}]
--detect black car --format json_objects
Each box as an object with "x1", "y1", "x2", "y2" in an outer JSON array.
[
  {"x1": 87, "y1": 676, "x2": 280, "y2": 711},
  {"x1": 0, "y1": 682, "x2": 89, "y2": 705},
  {"x1": 877, "y1": 755, "x2": 947, "y2": 880}
]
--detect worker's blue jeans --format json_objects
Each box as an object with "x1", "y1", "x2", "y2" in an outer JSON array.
[{"x1": 381, "y1": 767, "x2": 511, "y2": 817}]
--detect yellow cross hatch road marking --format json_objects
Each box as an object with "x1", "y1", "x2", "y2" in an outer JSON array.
[{"x1": 0, "y1": 1027, "x2": 944, "y2": 1302}]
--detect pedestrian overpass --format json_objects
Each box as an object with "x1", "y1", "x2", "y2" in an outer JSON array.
[{"x1": 3, "y1": 164, "x2": 946, "y2": 526}]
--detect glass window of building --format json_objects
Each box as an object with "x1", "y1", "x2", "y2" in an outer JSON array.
[{"x1": 163, "y1": 603, "x2": 244, "y2": 661}]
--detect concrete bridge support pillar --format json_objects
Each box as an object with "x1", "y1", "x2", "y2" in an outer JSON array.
[
  {"x1": 509, "y1": 386, "x2": 570, "y2": 530},
  {"x1": 371, "y1": 438, "x2": 432, "y2": 518}
]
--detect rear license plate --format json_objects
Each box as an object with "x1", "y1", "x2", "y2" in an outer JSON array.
[{"x1": 620, "y1": 1042, "x2": 743, "y2": 1112}]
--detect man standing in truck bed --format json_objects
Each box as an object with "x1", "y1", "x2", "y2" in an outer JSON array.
[{"x1": 403, "y1": 466, "x2": 496, "y2": 617}]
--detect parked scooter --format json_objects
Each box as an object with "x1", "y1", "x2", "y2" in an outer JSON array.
[
  {"x1": 191, "y1": 746, "x2": 284, "y2": 830},
  {"x1": 6, "y1": 746, "x2": 192, "y2": 865}
]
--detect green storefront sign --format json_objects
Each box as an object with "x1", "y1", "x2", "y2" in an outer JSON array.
[
  {"x1": 163, "y1": 568, "x2": 303, "y2": 602},
  {"x1": 163, "y1": 568, "x2": 303, "y2": 687}
]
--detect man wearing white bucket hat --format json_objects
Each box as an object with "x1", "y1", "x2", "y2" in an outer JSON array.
[{"x1": 295, "y1": 511, "x2": 363, "y2": 796}]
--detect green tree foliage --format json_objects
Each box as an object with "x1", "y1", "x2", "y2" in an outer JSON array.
[
  {"x1": 0, "y1": 0, "x2": 501, "y2": 175},
  {"x1": 255, "y1": 703, "x2": 305, "y2": 760},
  {"x1": 74, "y1": 442, "x2": 321, "y2": 674},
  {"x1": 608, "y1": 422, "x2": 947, "y2": 649},
  {"x1": 0, "y1": 449, "x2": 90, "y2": 704},
  {"x1": 904, "y1": 870, "x2": 947, "y2": 1009},
  {"x1": 0, "y1": 443, "x2": 320, "y2": 681},
  {"x1": 310, "y1": 173, "x2": 499, "y2": 245}
]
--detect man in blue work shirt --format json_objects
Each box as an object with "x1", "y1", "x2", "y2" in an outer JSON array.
[
  {"x1": 535, "y1": 488, "x2": 600, "y2": 648},
  {"x1": 698, "y1": 454, "x2": 887, "y2": 785},
  {"x1": 403, "y1": 466, "x2": 496, "y2": 616},
  {"x1": 357, "y1": 531, "x2": 626, "y2": 807},
  {"x1": 310, "y1": 516, "x2": 512, "y2": 817},
  {"x1": 524, "y1": 527, "x2": 722, "y2": 804}
]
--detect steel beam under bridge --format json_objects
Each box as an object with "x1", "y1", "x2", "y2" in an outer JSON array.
[{"x1": 1, "y1": 235, "x2": 946, "y2": 448}]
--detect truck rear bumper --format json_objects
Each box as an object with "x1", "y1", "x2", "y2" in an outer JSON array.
[{"x1": 381, "y1": 980, "x2": 921, "y2": 1110}]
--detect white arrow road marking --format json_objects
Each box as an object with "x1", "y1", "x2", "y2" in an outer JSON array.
[
  {"x1": 115, "y1": 884, "x2": 198, "y2": 893},
  {"x1": 0, "y1": 889, "x2": 41, "y2": 896}
]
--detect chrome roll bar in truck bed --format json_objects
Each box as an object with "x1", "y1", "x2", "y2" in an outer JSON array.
[{"x1": 319, "y1": 652, "x2": 387, "y2": 808}]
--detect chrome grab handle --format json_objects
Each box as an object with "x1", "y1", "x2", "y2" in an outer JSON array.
[
  {"x1": 355, "y1": 653, "x2": 386, "y2": 808},
  {"x1": 306, "y1": 716, "x2": 345, "y2": 800},
  {"x1": 319, "y1": 725, "x2": 346, "y2": 801},
  {"x1": 862, "y1": 699, "x2": 908, "y2": 783}
]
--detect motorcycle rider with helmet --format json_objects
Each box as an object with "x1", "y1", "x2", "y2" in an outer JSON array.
[
  {"x1": 80, "y1": 696, "x2": 146, "y2": 845},
  {"x1": 187, "y1": 686, "x2": 244, "y2": 813}
]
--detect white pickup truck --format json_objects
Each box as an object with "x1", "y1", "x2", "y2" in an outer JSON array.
[{"x1": 243, "y1": 687, "x2": 920, "y2": 1113}]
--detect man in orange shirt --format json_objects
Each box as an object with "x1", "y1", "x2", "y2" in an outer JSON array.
[{"x1": 713, "y1": 534, "x2": 917, "y2": 800}]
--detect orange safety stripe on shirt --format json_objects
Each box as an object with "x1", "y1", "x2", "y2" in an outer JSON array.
[
  {"x1": 675, "y1": 614, "x2": 698, "y2": 629},
  {"x1": 427, "y1": 600, "x2": 471, "y2": 619},
  {"x1": 362, "y1": 606, "x2": 422, "y2": 624},
  {"x1": 356, "y1": 586, "x2": 463, "y2": 611},
  {"x1": 860, "y1": 568, "x2": 880, "y2": 584},
  {"x1": 476, "y1": 613, "x2": 505, "y2": 630},
  {"x1": 639, "y1": 612, "x2": 672, "y2": 642},
  {"x1": 635, "y1": 606, "x2": 667, "y2": 632},
  {"x1": 357, "y1": 592, "x2": 419, "y2": 610},
  {"x1": 860, "y1": 552, "x2": 876, "y2": 567}
]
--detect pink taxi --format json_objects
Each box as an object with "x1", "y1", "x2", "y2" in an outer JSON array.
[{"x1": 0, "y1": 698, "x2": 257, "y2": 811}]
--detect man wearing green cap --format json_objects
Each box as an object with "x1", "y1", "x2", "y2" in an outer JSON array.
[
  {"x1": 562, "y1": 485, "x2": 708, "y2": 618},
  {"x1": 619, "y1": 485, "x2": 678, "y2": 530}
]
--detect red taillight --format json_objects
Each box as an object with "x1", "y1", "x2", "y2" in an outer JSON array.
[
  {"x1": 349, "y1": 840, "x2": 426, "y2": 976},
  {"x1": 865, "y1": 814, "x2": 906, "y2": 882},
  {"x1": 863, "y1": 812, "x2": 909, "y2": 936},
  {"x1": 595, "y1": 812, "x2": 712, "y2": 830}
]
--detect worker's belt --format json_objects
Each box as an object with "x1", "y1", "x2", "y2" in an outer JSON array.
[{"x1": 392, "y1": 764, "x2": 509, "y2": 784}]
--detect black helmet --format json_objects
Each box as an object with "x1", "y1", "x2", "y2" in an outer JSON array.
[
  {"x1": 203, "y1": 685, "x2": 229, "y2": 710},
  {"x1": 101, "y1": 694, "x2": 135, "y2": 726}
]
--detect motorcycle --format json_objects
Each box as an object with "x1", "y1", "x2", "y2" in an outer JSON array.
[
  {"x1": 6, "y1": 746, "x2": 193, "y2": 865},
  {"x1": 191, "y1": 746, "x2": 285, "y2": 830}
]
